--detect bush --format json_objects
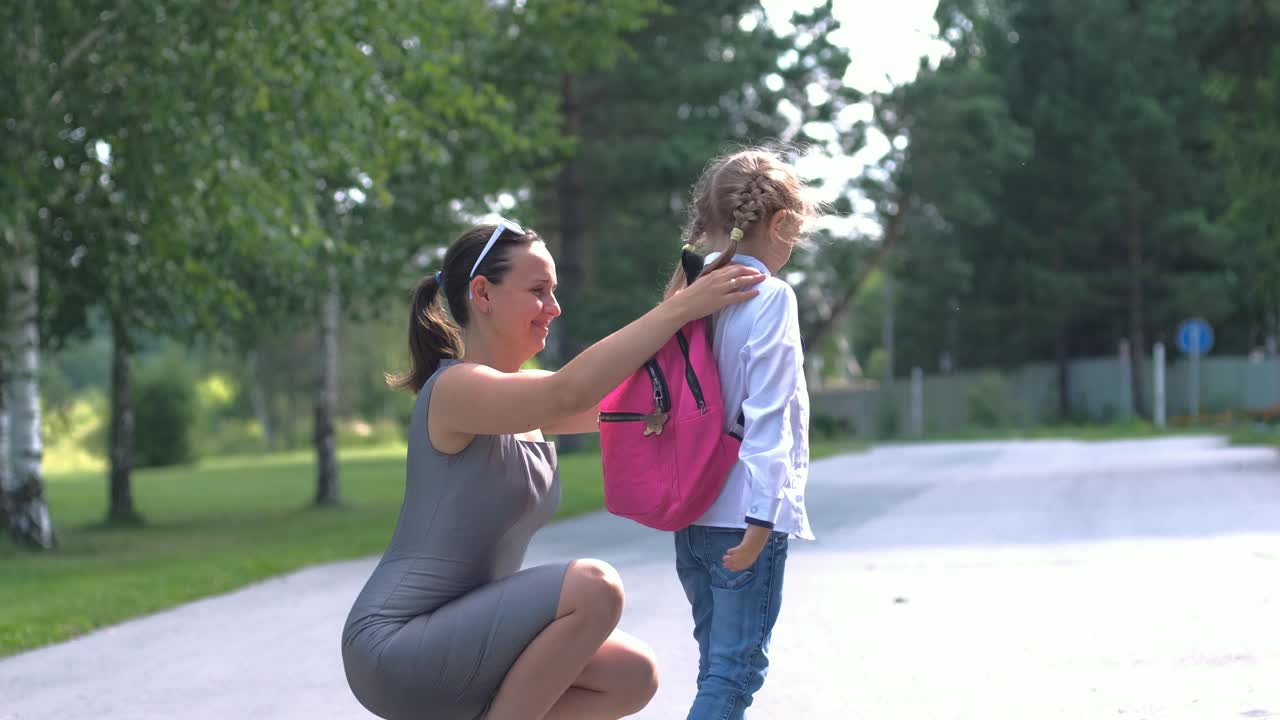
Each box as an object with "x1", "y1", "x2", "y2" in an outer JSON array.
[
  {"x1": 338, "y1": 417, "x2": 407, "y2": 448},
  {"x1": 866, "y1": 348, "x2": 889, "y2": 383},
  {"x1": 134, "y1": 361, "x2": 198, "y2": 468},
  {"x1": 196, "y1": 417, "x2": 267, "y2": 458},
  {"x1": 966, "y1": 372, "x2": 1016, "y2": 429},
  {"x1": 811, "y1": 411, "x2": 853, "y2": 439},
  {"x1": 878, "y1": 395, "x2": 900, "y2": 438}
]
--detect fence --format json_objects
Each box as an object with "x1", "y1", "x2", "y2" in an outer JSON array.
[{"x1": 810, "y1": 351, "x2": 1280, "y2": 438}]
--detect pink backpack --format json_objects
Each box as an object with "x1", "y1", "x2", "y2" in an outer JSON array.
[{"x1": 598, "y1": 251, "x2": 744, "y2": 531}]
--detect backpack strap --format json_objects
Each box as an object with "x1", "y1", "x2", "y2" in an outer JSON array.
[
  {"x1": 681, "y1": 246, "x2": 706, "y2": 286},
  {"x1": 682, "y1": 247, "x2": 747, "y2": 440}
]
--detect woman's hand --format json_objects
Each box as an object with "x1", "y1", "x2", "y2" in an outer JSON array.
[{"x1": 669, "y1": 264, "x2": 766, "y2": 321}]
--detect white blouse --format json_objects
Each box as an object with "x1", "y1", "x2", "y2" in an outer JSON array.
[{"x1": 694, "y1": 253, "x2": 814, "y2": 541}]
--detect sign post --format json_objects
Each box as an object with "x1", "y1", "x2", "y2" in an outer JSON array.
[{"x1": 1176, "y1": 318, "x2": 1214, "y2": 420}]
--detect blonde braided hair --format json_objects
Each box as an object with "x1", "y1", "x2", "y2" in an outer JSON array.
[{"x1": 665, "y1": 148, "x2": 817, "y2": 298}]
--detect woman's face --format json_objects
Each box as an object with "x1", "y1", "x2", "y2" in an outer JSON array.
[{"x1": 487, "y1": 241, "x2": 561, "y2": 358}]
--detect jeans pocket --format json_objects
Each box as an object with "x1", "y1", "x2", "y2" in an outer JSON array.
[
  {"x1": 703, "y1": 528, "x2": 759, "y2": 591},
  {"x1": 710, "y1": 563, "x2": 757, "y2": 591}
]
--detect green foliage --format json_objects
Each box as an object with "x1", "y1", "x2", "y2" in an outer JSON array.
[
  {"x1": 865, "y1": 347, "x2": 889, "y2": 382},
  {"x1": 515, "y1": 1, "x2": 862, "y2": 361},
  {"x1": 4, "y1": 1, "x2": 666, "y2": 521},
  {"x1": 8, "y1": 0, "x2": 661, "y2": 353},
  {"x1": 42, "y1": 390, "x2": 109, "y2": 475},
  {"x1": 875, "y1": 0, "x2": 1260, "y2": 403},
  {"x1": 1198, "y1": 1, "x2": 1280, "y2": 336},
  {"x1": 811, "y1": 411, "x2": 853, "y2": 439},
  {"x1": 878, "y1": 393, "x2": 900, "y2": 439},
  {"x1": 133, "y1": 357, "x2": 198, "y2": 468},
  {"x1": 965, "y1": 372, "x2": 1016, "y2": 429}
]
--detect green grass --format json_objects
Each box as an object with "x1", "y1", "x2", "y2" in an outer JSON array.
[
  {"x1": 1225, "y1": 422, "x2": 1280, "y2": 449},
  {"x1": 0, "y1": 446, "x2": 606, "y2": 658},
  {"x1": 0, "y1": 438, "x2": 866, "y2": 658},
  {"x1": 909, "y1": 420, "x2": 1171, "y2": 443},
  {"x1": 810, "y1": 437, "x2": 870, "y2": 458}
]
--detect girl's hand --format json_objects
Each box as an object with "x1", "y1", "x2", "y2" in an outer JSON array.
[
  {"x1": 723, "y1": 525, "x2": 772, "y2": 572},
  {"x1": 670, "y1": 264, "x2": 765, "y2": 321}
]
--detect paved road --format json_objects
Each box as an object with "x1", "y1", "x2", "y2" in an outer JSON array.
[{"x1": 3, "y1": 436, "x2": 1280, "y2": 719}]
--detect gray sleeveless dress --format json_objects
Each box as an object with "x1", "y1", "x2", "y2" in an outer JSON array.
[{"x1": 342, "y1": 359, "x2": 569, "y2": 720}]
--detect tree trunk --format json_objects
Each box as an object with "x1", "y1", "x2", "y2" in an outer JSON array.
[
  {"x1": 836, "y1": 331, "x2": 862, "y2": 382},
  {"x1": 1127, "y1": 201, "x2": 1149, "y2": 419},
  {"x1": 0, "y1": 361, "x2": 11, "y2": 529},
  {"x1": 108, "y1": 311, "x2": 141, "y2": 525},
  {"x1": 554, "y1": 72, "x2": 590, "y2": 453},
  {"x1": 314, "y1": 264, "x2": 340, "y2": 506},
  {"x1": 1, "y1": 221, "x2": 56, "y2": 548}
]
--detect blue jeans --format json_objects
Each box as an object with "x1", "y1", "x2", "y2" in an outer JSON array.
[{"x1": 674, "y1": 525, "x2": 788, "y2": 720}]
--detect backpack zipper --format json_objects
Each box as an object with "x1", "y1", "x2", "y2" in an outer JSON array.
[
  {"x1": 598, "y1": 412, "x2": 648, "y2": 422},
  {"x1": 598, "y1": 359, "x2": 672, "y2": 436},
  {"x1": 644, "y1": 359, "x2": 670, "y2": 414}
]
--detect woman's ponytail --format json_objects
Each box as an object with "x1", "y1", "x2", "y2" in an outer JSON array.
[{"x1": 387, "y1": 273, "x2": 462, "y2": 393}]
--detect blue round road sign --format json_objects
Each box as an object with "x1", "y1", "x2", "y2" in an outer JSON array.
[{"x1": 1176, "y1": 318, "x2": 1214, "y2": 355}]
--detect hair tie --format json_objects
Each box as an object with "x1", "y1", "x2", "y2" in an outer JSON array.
[
  {"x1": 729, "y1": 227, "x2": 744, "y2": 242},
  {"x1": 434, "y1": 271, "x2": 443, "y2": 286}
]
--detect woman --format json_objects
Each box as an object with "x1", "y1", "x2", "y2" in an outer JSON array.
[{"x1": 342, "y1": 218, "x2": 766, "y2": 720}]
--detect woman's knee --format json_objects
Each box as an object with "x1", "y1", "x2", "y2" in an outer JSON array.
[
  {"x1": 562, "y1": 559, "x2": 625, "y2": 625},
  {"x1": 619, "y1": 643, "x2": 659, "y2": 713}
]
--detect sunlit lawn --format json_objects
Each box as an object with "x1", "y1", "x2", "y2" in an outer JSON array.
[{"x1": 0, "y1": 439, "x2": 864, "y2": 658}]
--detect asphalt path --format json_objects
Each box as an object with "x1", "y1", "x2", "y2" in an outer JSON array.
[{"x1": 4, "y1": 436, "x2": 1279, "y2": 719}]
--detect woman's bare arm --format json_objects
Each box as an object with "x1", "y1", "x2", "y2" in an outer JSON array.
[{"x1": 431, "y1": 265, "x2": 764, "y2": 437}]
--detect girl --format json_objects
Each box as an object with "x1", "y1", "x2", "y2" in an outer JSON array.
[
  {"x1": 666, "y1": 148, "x2": 818, "y2": 719},
  {"x1": 342, "y1": 219, "x2": 766, "y2": 720}
]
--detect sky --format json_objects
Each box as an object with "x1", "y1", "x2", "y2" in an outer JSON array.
[
  {"x1": 765, "y1": 0, "x2": 945, "y2": 92},
  {"x1": 761, "y1": 0, "x2": 948, "y2": 237}
]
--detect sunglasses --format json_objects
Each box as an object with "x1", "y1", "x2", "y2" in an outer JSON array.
[{"x1": 469, "y1": 218, "x2": 525, "y2": 299}]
